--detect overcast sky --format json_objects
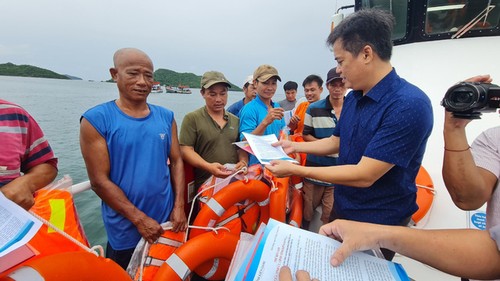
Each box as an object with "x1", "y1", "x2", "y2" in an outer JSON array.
[{"x1": 0, "y1": 0, "x2": 354, "y2": 86}]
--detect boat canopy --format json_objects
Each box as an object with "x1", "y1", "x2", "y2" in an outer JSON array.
[{"x1": 348, "y1": 0, "x2": 500, "y2": 45}]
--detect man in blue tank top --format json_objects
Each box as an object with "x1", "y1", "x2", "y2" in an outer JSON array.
[{"x1": 80, "y1": 48, "x2": 187, "y2": 269}]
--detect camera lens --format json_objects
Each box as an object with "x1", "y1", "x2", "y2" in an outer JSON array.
[
  {"x1": 445, "y1": 85, "x2": 478, "y2": 111},
  {"x1": 451, "y1": 90, "x2": 474, "y2": 105}
]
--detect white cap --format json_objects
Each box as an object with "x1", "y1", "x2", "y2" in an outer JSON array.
[{"x1": 243, "y1": 75, "x2": 253, "y2": 86}]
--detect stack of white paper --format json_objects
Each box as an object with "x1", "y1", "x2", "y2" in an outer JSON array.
[{"x1": 226, "y1": 219, "x2": 410, "y2": 281}]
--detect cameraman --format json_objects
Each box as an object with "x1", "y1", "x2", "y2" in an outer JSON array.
[
  {"x1": 443, "y1": 74, "x2": 500, "y2": 281},
  {"x1": 443, "y1": 74, "x2": 498, "y2": 228}
]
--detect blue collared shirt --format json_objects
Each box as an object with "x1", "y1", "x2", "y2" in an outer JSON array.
[
  {"x1": 239, "y1": 95, "x2": 285, "y2": 165},
  {"x1": 332, "y1": 69, "x2": 433, "y2": 225},
  {"x1": 227, "y1": 98, "x2": 245, "y2": 117}
]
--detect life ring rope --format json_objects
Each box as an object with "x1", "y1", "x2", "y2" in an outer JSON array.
[
  {"x1": 416, "y1": 183, "x2": 437, "y2": 195},
  {"x1": 184, "y1": 166, "x2": 249, "y2": 242},
  {"x1": 268, "y1": 179, "x2": 278, "y2": 196},
  {"x1": 411, "y1": 166, "x2": 436, "y2": 228},
  {"x1": 29, "y1": 210, "x2": 104, "y2": 257},
  {"x1": 188, "y1": 225, "x2": 230, "y2": 234}
]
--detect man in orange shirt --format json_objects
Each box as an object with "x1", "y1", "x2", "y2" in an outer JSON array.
[
  {"x1": 287, "y1": 75, "x2": 324, "y2": 135},
  {"x1": 287, "y1": 75, "x2": 324, "y2": 191}
]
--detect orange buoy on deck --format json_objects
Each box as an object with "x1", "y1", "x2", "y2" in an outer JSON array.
[
  {"x1": 0, "y1": 252, "x2": 129, "y2": 281},
  {"x1": 269, "y1": 176, "x2": 288, "y2": 222},
  {"x1": 412, "y1": 166, "x2": 435, "y2": 226},
  {"x1": 288, "y1": 188, "x2": 303, "y2": 228},
  {"x1": 153, "y1": 231, "x2": 239, "y2": 281},
  {"x1": 189, "y1": 179, "x2": 271, "y2": 239},
  {"x1": 188, "y1": 179, "x2": 271, "y2": 280}
]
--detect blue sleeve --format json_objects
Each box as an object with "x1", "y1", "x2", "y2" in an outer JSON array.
[
  {"x1": 227, "y1": 102, "x2": 238, "y2": 117},
  {"x1": 239, "y1": 104, "x2": 258, "y2": 140},
  {"x1": 82, "y1": 103, "x2": 109, "y2": 138}
]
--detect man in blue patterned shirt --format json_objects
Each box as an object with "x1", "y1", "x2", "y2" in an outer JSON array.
[{"x1": 266, "y1": 9, "x2": 433, "y2": 261}]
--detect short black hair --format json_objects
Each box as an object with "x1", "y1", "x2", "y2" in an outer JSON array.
[
  {"x1": 326, "y1": 8, "x2": 394, "y2": 61},
  {"x1": 302, "y1": 75, "x2": 323, "y2": 88},
  {"x1": 283, "y1": 81, "x2": 298, "y2": 91}
]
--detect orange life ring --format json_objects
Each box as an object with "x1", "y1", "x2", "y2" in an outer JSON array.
[
  {"x1": 411, "y1": 166, "x2": 435, "y2": 226},
  {"x1": 215, "y1": 203, "x2": 262, "y2": 235},
  {"x1": 269, "y1": 176, "x2": 288, "y2": 222},
  {"x1": 195, "y1": 165, "x2": 265, "y2": 237},
  {"x1": 192, "y1": 204, "x2": 261, "y2": 280},
  {"x1": 197, "y1": 164, "x2": 263, "y2": 211},
  {"x1": 189, "y1": 179, "x2": 271, "y2": 239},
  {"x1": 288, "y1": 134, "x2": 306, "y2": 189},
  {"x1": 0, "y1": 252, "x2": 129, "y2": 281},
  {"x1": 288, "y1": 188, "x2": 303, "y2": 228},
  {"x1": 194, "y1": 258, "x2": 230, "y2": 281},
  {"x1": 269, "y1": 175, "x2": 303, "y2": 227},
  {"x1": 189, "y1": 179, "x2": 270, "y2": 280},
  {"x1": 133, "y1": 229, "x2": 187, "y2": 281},
  {"x1": 289, "y1": 134, "x2": 307, "y2": 165},
  {"x1": 153, "y1": 231, "x2": 239, "y2": 281}
]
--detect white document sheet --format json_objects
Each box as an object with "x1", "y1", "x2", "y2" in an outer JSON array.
[
  {"x1": 242, "y1": 132, "x2": 298, "y2": 165},
  {"x1": 0, "y1": 192, "x2": 42, "y2": 257}
]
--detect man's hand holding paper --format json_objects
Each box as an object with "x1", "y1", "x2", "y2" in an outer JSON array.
[{"x1": 271, "y1": 139, "x2": 297, "y2": 155}]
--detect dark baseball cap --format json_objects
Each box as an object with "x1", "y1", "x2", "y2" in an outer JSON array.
[{"x1": 326, "y1": 67, "x2": 342, "y2": 84}]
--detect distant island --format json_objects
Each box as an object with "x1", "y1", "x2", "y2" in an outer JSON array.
[
  {"x1": 153, "y1": 68, "x2": 242, "y2": 91},
  {"x1": 0, "y1": 62, "x2": 82, "y2": 80}
]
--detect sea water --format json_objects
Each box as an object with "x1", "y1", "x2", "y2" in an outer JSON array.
[{"x1": 0, "y1": 75, "x2": 266, "y2": 247}]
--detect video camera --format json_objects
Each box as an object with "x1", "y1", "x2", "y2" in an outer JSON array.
[{"x1": 441, "y1": 82, "x2": 500, "y2": 119}]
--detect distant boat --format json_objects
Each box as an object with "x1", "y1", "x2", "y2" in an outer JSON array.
[
  {"x1": 151, "y1": 82, "x2": 163, "y2": 93},
  {"x1": 165, "y1": 85, "x2": 192, "y2": 94}
]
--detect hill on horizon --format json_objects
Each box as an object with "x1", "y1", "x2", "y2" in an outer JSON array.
[
  {"x1": 0, "y1": 62, "x2": 70, "y2": 80},
  {"x1": 154, "y1": 68, "x2": 242, "y2": 91},
  {"x1": 0, "y1": 62, "x2": 242, "y2": 91}
]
